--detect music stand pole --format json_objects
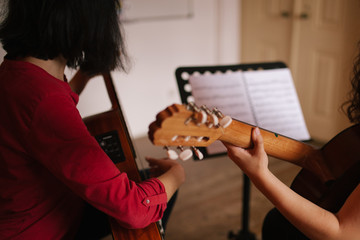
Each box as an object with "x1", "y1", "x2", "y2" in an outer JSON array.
[{"x1": 228, "y1": 174, "x2": 257, "y2": 240}]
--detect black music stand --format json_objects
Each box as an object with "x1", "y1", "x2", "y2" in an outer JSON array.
[{"x1": 175, "y1": 62, "x2": 288, "y2": 240}]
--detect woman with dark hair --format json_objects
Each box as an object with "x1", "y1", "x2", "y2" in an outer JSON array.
[
  {"x1": 0, "y1": 0, "x2": 185, "y2": 239},
  {"x1": 223, "y1": 44, "x2": 360, "y2": 239}
]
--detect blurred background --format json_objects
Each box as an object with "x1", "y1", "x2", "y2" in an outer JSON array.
[
  {"x1": 2, "y1": 0, "x2": 360, "y2": 239},
  {"x1": 73, "y1": 0, "x2": 360, "y2": 143}
]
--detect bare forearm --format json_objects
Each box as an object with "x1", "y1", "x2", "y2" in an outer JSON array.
[
  {"x1": 251, "y1": 169, "x2": 341, "y2": 240},
  {"x1": 156, "y1": 165, "x2": 185, "y2": 201},
  {"x1": 224, "y1": 128, "x2": 360, "y2": 240}
]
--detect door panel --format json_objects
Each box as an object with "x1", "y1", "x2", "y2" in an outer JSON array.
[
  {"x1": 292, "y1": 0, "x2": 360, "y2": 141},
  {"x1": 241, "y1": 0, "x2": 294, "y2": 64},
  {"x1": 241, "y1": 0, "x2": 360, "y2": 141}
]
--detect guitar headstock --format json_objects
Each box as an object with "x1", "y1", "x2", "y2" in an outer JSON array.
[{"x1": 148, "y1": 103, "x2": 232, "y2": 160}]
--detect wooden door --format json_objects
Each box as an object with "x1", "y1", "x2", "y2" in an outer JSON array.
[
  {"x1": 241, "y1": 0, "x2": 294, "y2": 65},
  {"x1": 241, "y1": 0, "x2": 360, "y2": 141},
  {"x1": 291, "y1": 0, "x2": 360, "y2": 141}
]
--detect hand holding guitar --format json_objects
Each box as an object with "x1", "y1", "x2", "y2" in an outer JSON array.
[
  {"x1": 223, "y1": 127, "x2": 268, "y2": 179},
  {"x1": 148, "y1": 102, "x2": 360, "y2": 240},
  {"x1": 146, "y1": 157, "x2": 184, "y2": 178},
  {"x1": 146, "y1": 157, "x2": 185, "y2": 201}
]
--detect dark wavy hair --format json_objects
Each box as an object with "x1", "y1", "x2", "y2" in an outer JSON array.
[
  {"x1": 0, "y1": 0, "x2": 128, "y2": 75},
  {"x1": 343, "y1": 41, "x2": 360, "y2": 123}
]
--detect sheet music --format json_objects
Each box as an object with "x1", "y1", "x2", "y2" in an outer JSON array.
[
  {"x1": 189, "y1": 71, "x2": 256, "y2": 125},
  {"x1": 243, "y1": 69, "x2": 310, "y2": 141},
  {"x1": 188, "y1": 68, "x2": 310, "y2": 155}
]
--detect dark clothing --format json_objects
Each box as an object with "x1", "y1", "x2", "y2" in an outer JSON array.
[{"x1": 262, "y1": 208, "x2": 309, "y2": 240}]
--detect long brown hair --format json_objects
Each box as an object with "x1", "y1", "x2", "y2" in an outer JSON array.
[{"x1": 343, "y1": 41, "x2": 360, "y2": 123}]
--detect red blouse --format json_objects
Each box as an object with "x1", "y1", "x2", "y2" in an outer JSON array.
[{"x1": 0, "y1": 59, "x2": 167, "y2": 240}]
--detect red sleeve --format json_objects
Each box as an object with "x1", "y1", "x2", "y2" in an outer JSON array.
[{"x1": 25, "y1": 93, "x2": 167, "y2": 229}]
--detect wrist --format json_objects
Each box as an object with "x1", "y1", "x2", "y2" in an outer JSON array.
[
  {"x1": 247, "y1": 167, "x2": 271, "y2": 184},
  {"x1": 156, "y1": 164, "x2": 185, "y2": 202},
  {"x1": 170, "y1": 164, "x2": 186, "y2": 185}
]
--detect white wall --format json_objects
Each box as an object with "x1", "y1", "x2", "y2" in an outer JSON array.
[
  {"x1": 104, "y1": 0, "x2": 241, "y2": 138},
  {"x1": 1, "y1": 0, "x2": 241, "y2": 138}
]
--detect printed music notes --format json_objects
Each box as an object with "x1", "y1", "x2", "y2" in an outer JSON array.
[{"x1": 188, "y1": 68, "x2": 310, "y2": 147}]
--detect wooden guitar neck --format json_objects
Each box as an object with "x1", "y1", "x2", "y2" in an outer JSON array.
[{"x1": 149, "y1": 103, "x2": 333, "y2": 182}]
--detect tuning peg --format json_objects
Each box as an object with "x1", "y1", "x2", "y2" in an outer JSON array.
[
  {"x1": 196, "y1": 136, "x2": 204, "y2": 142},
  {"x1": 220, "y1": 116, "x2": 232, "y2": 128},
  {"x1": 196, "y1": 110, "x2": 207, "y2": 125},
  {"x1": 178, "y1": 146, "x2": 193, "y2": 161},
  {"x1": 192, "y1": 146, "x2": 204, "y2": 160},
  {"x1": 213, "y1": 107, "x2": 232, "y2": 128},
  {"x1": 211, "y1": 114, "x2": 219, "y2": 126},
  {"x1": 186, "y1": 102, "x2": 207, "y2": 125},
  {"x1": 200, "y1": 105, "x2": 219, "y2": 128},
  {"x1": 164, "y1": 146, "x2": 178, "y2": 160},
  {"x1": 171, "y1": 135, "x2": 178, "y2": 141},
  {"x1": 187, "y1": 102, "x2": 200, "y2": 111}
]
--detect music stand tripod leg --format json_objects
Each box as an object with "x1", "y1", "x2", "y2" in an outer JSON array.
[{"x1": 228, "y1": 174, "x2": 257, "y2": 240}]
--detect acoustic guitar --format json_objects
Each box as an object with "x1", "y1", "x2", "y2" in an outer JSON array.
[
  {"x1": 83, "y1": 73, "x2": 163, "y2": 240},
  {"x1": 148, "y1": 103, "x2": 360, "y2": 213}
]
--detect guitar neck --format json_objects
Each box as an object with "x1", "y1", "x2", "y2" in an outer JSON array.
[
  {"x1": 220, "y1": 119, "x2": 315, "y2": 167},
  {"x1": 148, "y1": 103, "x2": 335, "y2": 182}
]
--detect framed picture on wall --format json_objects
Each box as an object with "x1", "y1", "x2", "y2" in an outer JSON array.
[{"x1": 120, "y1": 0, "x2": 193, "y2": 23}]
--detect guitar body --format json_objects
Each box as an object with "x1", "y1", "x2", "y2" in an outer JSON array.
[
  {"x1": 83, "y1": 73, "x2": 162, "y2": 240},
  {"x1": 291, "y1": 124, "x2": 360, "y2": 213},
  {"x1": 149, "y1": 103, "x2": 360, "y2": 214}
]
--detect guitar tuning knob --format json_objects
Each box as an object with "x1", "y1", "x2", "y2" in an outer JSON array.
[
  {"x1": 211, "y1": 114, "x2": 219, "y2": 127},
  {"x1": 187, "y1": 102, "x2": 207, "y2": 126},
  {"x1": 164, "y1": 146, "x2": 178, "y2": 160},
  {"x1": 192, "y1": 146, "x2": 204, "y2": 160},
  {"x1": 187, "y1": 102, "x2": 200, "y2": 111},
  {"x1": 197, "y1": 110, "x2": 207, "y2": 125},
  {"x1": 213, "y1": 107, "x2": 232, "y2": 128},
  {"x1": 178, "y1": 146, "x2": 193, "y2": 161},
  {"x1": 220, "y1": 115, "x2": 232, "y2": 128},
  {"x1": 200, "y1": 105, "x2": 219, "y2": 128}
]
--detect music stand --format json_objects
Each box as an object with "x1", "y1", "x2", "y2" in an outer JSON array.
[{"x1": 175, "y1": 62, "x2": 288, "y2": 240}]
